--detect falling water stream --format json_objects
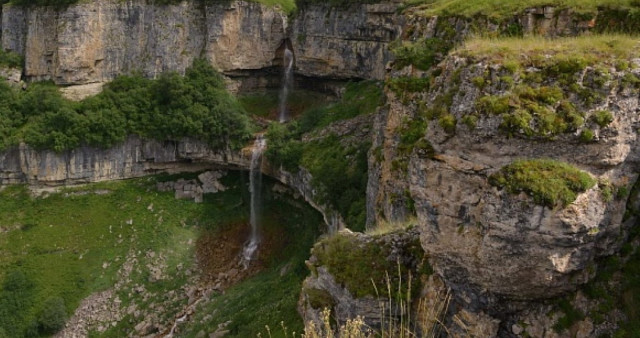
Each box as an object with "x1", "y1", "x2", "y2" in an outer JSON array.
[
  {"x1": 241, "y1": 135, "x2": 266, "y2": 268},
  {"x1": 278, "y1": 47, "x2": 294, "y2": 123}
]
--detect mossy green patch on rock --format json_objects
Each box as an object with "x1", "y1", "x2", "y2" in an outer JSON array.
[
  {"x1": 306, "y1": 288, "x2": 336, "y2": 309},
  {"x1": 490, "y1": 159, "x2": 596, "y2": 208},
  {"x1": 312, "y1": 230, "x2": 426, "y2": 298}
]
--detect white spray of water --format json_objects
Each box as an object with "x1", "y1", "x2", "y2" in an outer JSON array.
[
  {"x1": 278, "y1": 47, "x2": 294, "y2": 123},
  {"x1": 241, "y1": 135, "x2": 266, "y2": 268}
]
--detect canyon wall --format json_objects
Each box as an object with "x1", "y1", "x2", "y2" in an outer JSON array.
[
  {"x1": 0, "y1": 0, "x2": 405, "y2": 85},
  {"x1": 0, "y1": 136, "x2": 345, "y2": 230},
  {"x1": 1, "y1": 0, "x2": 286, "y2": 85}
]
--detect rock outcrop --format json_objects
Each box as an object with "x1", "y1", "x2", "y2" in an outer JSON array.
[
  {"x1": 299, "y1": 228, "x2": 425, "y2": 330},
  {"x1": 292, "y1": 2, "x2": 404, "y2": 80},
  {"x1": 0, "y1": 136, "x2": 250, "y2": 186},
  {"x1": 369, "y1": 39, "x2": 640, "y2": 327},
  {"x1": 1, "y1": 0, "x2": 287, "y2": 85},
  {"x1": 0, "y1": 135, "x2": 346, "y2": 232},
  {"x1": 0, "y1": 0, "x2": 406, "y2": 85}
]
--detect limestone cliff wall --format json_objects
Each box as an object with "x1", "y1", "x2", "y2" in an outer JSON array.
[
  {"x1": 369, "y1": 51, "x2": 640, "y2": 313},
  {"x1": 0, "y1": 136, "x2": 344, "y2": 230},
  {"x1": 291, "y1": 2, "x2": 404, "y2": 80},
  {"x1": 0, "y1": 136, "x2": 250, "y2": 186},
  {"x1": 0, "y1": 0, "x2": 405, "y2": 84},
  {"x1": 1, "y1": 0, "x2": 287, "y2": 85}
]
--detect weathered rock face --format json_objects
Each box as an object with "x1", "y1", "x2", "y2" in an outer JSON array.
[
  {"x1": 0, "y1": 135, "x2": 345, "y2": 234},
  {"x1": 291, "y1": 2, "x2": 404, "y2": 80},
  {"x1": 0, "y1": 0, "x2": 407, "y2": 85},
  {"x1": 0, "y1": 136, "x2": 251, "y2": 186},
  {"x1": 299, "y1": 228, "x2": 423, "y2": 330},
  {"x1": 1, "y1": 0, "x2": 286, "y2": 85},
  {"x1": 270, "y1": 167, "x2": 346, "y2": 232},
  {"x1": 371, "y1": 52, "x2": 640, "y2": 310}
]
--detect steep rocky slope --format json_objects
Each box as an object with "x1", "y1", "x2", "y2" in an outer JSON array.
[
  {"x1": 0, "y1": 0, "x2": 405, "y2": 87},
  {"x1": 2, "y1": 0, "x2": 640, "y2": 336},
  {"x1": 362, "y1": 33, "x2": 640, "y2": 335}
]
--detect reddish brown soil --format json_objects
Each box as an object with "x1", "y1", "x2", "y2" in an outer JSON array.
[{"x1": 195, "y1": 222, "x2": 286, "y2": 289}]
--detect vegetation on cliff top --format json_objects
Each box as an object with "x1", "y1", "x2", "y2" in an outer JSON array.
[
  {"x1": 490, "y1": 159, "x2": 596, "y2": 208},
  {"x1": 312, "y1": 231, "x2": 426, "y2": 298},
  {"x1": 0, "y1": 59, "x2": 252, "y2": 152},
  {"x1": 414, "y1": 0, "x2": 640, "y2": 19},
  {"x1": 455, "y1": 34, "x2": 640, "y2": 64}
]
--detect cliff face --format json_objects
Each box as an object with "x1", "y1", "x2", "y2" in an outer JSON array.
[
  {"x1": 0, "y1": 136, "x2": 250, "y2": 186},
  {"x1": 0, "y1": 0, "x2": 404, "y2": 85},
  {"x1": 370, "y1": 45, "x2": 640, "y2": 313},
  {"x1": 0, "y1": 136, "x2": 345, "y2": 230},
  {"x1": 292, "y1": 2, "x2": 403, "y2": 80},
  {"x1": 1, "y1": 0, "x2": 286, "y2": 85}
]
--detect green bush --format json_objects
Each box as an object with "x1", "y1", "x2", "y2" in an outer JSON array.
[
  {"x1": 0, "y1": 50, "x2": 23, "y2": 68},
  {"x1": 392, "y1": 38, "x2": 452, "y2": 71},
  {"x1": 579, "y1": 129, "x2": 595, "y2": 143},
  {"x1": 591, "y1": 110, "x2": 614, "y2": 128},
  {"x1": 301, "y1": 136, "x2": 369, "y2": 231},
  {"x1": 438, "y1": 113, "x2": 456, "y2": 134},
  {"x1": 553, "y1": 298, "x2": 585, "y2": 333},
  {"x1": 499, "y1": 109, "x2": 532, "y2": 136},
  {"x1": 490, "y1": 159, "x2": 596, "y2": 208},
  {"x1": 622, "y1": 73, "x2": 640, "y2": 88},
  {"x1": 387, "y1": 76, "x2": 430, "y2": 96},
  {"x1": 0, "y1": 59, "x2": 252, "y2": 151},
  {"x1": 264, "y1": 122, "x2": 303, "y2": 172},
  {"x1": 0, "y1": 270, "x2": 35, "y2": 337},
  {"x1": 397, "y1": 117, "x2": 427, "y2": 156},
  {"x1": 472, "y1": 76, "x2": 486, "y2": 89},
  {"x1": 37, "y1": 297, "x2": 67, "y2": 335},
  {"x1": 461, "y1": 114, "x2": 478, "y2": 130},
  {"x1": 313, "y1": 234, "x2": 423, "y2": 298},
  {"x1": 476, "y1": 95, "x2": 510, "y2": 115}
]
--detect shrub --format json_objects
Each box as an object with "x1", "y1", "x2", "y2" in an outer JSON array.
[
  {"x1": 471, "y1": 76, "x2": 486, "y2": 89},
  {"x1": 392, "y1": 38, "x2": 452, "y2": 71},
  {"x1": 490, "y1": 159, "x2": 596, "y2": 208},
  {"x1": 301, "y1": 135, "x2": 369, "y2": 231},
  {"x1": 592, "y1": 110, "x2": 614, "y2": 128},
  {"x1": 579, "y1": 129, "x2": 595, "y2": 143},
  {"x1": 476, "y1": 95, "x2": 510, "y2": 115},
  {"x1": 438, "y1": 114, "x2": 456, "y2": 134},
  {"x1": 312, "y1": 234, "x2": 423, "y2": 298},
  {"x1": 461, "y1": 114, "x2": 478, "y2": 130},
  {"x1": 37, "y1": 297, "x2": 67, "y2": 335},
  {"x1": 0, "y1": 59, "x2": 252, "y2": 151},
  {"x1": 387, "y1": 77, "x2": 430, "y2": 95},
  {"x1": 397, "y1": 118, "x2": 427, "y2": 155},
  {"x1": 600, "y1": 181, "x2": 614, "y2": 203},
  {"x1": 499, "y1": 109, "x2": 532, "y2": 137},
  {"x1": 0, "y1": 270, "x2": 35, "y2": 337},
  {"x1": 0, "y1": 50, "x2": 23, "y2": 68},
  {"x1": 622, "y1": 73, "x2": 640, "y2": 88}
]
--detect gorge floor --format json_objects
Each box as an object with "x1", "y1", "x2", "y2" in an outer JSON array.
[{"x1": 0, "y1": 171, "x2": 324, "y2": 338}]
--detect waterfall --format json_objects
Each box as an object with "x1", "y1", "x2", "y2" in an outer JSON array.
[
  {"x1": 241, "y1": 135, "x2": 266, "y2": 268},
  {"x1": 278, "y1": 47, "x2": 294, "y2": 123}
]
